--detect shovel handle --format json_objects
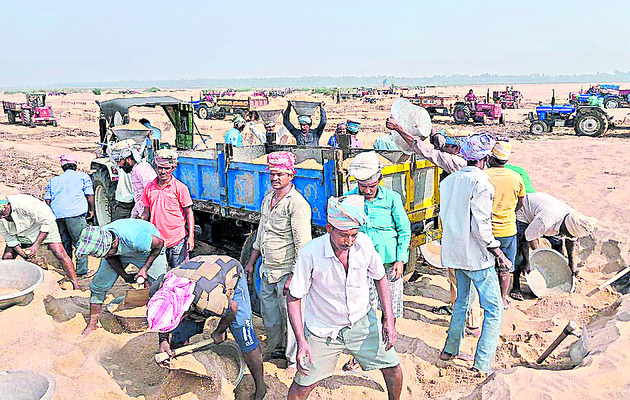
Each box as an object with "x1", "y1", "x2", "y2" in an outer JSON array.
[
  {"x1": 587, "y1": 265, "x2": 630, "y2": 297},
  {"x1": 155, "y1": 338, "x2": 216, "y2": 364}
]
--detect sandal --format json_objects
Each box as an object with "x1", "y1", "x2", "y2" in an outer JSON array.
[
  {"x1": 509, "y1": 289, "x2": 525, "y2": 301},
  {"x1": 431, "y1": 305, "x2": 453, "y2": 316},
  {"x1": 465, "y1": 327, "x2": 481, "y2": 338},
  {"x1": 342, "y1": 357, "x2": 360, "y2": 372}
]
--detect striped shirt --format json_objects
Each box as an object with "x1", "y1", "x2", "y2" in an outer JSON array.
[{"x1": 516, "y1": 193, "x2": 574, "y2": 242}]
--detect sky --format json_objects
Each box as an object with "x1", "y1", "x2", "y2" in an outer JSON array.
[{"x1": 0, "y1": 0, "x2": 628, "y2": 87}]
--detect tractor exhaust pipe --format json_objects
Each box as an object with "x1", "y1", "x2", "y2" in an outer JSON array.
[{"x1": 551, "y1": 89, "x2": 556, "y2": 107}]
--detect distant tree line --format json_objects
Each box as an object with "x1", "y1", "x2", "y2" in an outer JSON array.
[{"x1": 7, "y1": 71, "x2": 630, "y2": 90}]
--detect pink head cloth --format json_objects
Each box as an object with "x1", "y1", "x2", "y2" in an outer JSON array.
[
  {"x1": 59, "y1": 154, "x2": 78, "y2": 166},
  {"x1": 267, "y1": 151, "x2": 296, "y2": 174},
  {"x1": 146, "y1": 273, "x2": 196, "y2": 332}
]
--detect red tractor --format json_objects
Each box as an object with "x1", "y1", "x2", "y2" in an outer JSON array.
[
  {"x1": 453, "y1": 89, "x2": 504, "y2": 125},
  {"x1": 2, "y1": 92, "x2": 58, "y2": 127}
]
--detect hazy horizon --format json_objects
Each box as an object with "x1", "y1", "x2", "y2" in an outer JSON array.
[{"x1": 1, "y1": 0, "x2": 628, "y2": 87}]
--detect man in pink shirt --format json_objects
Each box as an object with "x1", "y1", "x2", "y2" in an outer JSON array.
[{"x1": 141, "y1": 149, "x2": 194, "y2": 268}]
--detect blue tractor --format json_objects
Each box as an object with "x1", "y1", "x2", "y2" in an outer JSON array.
[{"x1": 528, "y1": 90, "x2": 610, "y2": 136}]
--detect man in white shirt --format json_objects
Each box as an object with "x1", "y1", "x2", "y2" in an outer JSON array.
[
  {"x1": 287, "y1": 195, "x2": 402, "y2": 400},
  {"x1": 438, "y1": 133, "x2": 511, "y2": 376}
]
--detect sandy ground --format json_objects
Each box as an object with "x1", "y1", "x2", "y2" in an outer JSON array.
[{"x1": 0, "y1": 85, "x2": 628, "y2": 399}]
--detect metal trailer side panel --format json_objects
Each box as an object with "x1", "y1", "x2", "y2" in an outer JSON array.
[{"x1": 175, "y1": 156, "x2": 223, "y2": 205}]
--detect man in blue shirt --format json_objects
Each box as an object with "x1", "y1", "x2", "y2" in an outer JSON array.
[
  {"x1": 45, "y1": 155, "x2": 94, "y2": 276},
  {"x1": 283, "y1": 103, "x2": 327, "y2": 146},
  {"x1": 76, "y1": 218, "x2": 168, "y2": 335},
  {"x1": 225, "y1": 115, "x2": 246, "y2": 146}
]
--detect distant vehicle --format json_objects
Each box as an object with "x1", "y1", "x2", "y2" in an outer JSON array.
[
  {"x1": 453, "y1": 90, "x2": 504, "y2": 125},
  {"x1": 569, "y1": 85, "x2": 630, "y2": 109},
  {"x1": 403, "y1": 94, "x2": 458, "y2": 119},
  {"x1": 2, "y1": 92, "x2": 57, "y2": 127},
  {"x1": 528, "y1": 90, "x2": 611, "y2": 136},
  {"x1": 189, "y1": 91, "x2": 226, "y2": 120},
  {"x1": 492, "y1": 86, "x2": 523, "y2": 109}
]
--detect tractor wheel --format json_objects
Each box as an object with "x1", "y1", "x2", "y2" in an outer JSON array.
[
  {"x1": 529, "y1": 121, "x2": 547, "y2": 135},
  {"x1": 482, "y1": 114, "x2": 488, "y2": 125},
  {"x1": 7, "y1": 110, "x2": 15, "y2": 124},
  {"x1": 499, "y1": 114, "x2": 505, "y2": 125},
  {"x1": 216, "y1": 108, "x2": 226, "y2": 120},
  {"x1": 453, "y1": 105, "x2": 470, "y2": 124},
  {"x1": 91, "y1": 168, "x2": 116, "y2": 226},
  {"x1": 198, "y1": 106, "x2": 209, "y2": 120},
  {"x1": 22, "y1": 109, "x2": 33, "y2": 127},
  {"x1": 603, "y1": 97, "x2": 619, "y2": 109},
  {"x1": 574, "y1": 112, "x2": 607, "y2": 137}
]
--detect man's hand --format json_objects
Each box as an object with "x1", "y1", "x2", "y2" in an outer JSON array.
[
  {"x1": 385, "y1": 116, "x2": 402, "y2": 132},
  {"x1": 23, "y1": 245, "x2": 39, "y2": 259},
  {"x1": 158, "y1": 340, "x2": 174, "y2": 368},
  {"x1": 296, "y1": 340, "x2": 314, "y2": 376},
  {"x1": 244, "y1": 262, "x2": 255, "y2": 284},
  {"x1": 283, "y1": 273, "x2": 293, "y2": 297},
  {"x1": 86, "y1": 210, "x2": 94, "y2": 221},
  {"x1": 390, "y1": 262, "x2": 404, "y2": 281},
  {"x1": 382, "y1": 318, "x2": 397, "y2": 351},
  {"x1": 187, "y1": 236, "x2": 195, "y2": 252},
  {"x1": 496, "y1": 252, "x2": 513, "y2": 273},
  {"x1": 136, "y1": 267, "x2": 149, "y2": 283}
]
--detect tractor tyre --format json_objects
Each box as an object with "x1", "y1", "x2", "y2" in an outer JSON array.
[
  {"x1": 453, "y1": 105, "x2": 470, "y2": 124},
  {"x1": 7, "y1": 110, "x2": 15, "y2": 124},
  {"x1": 91, "y1": 168, "x2": 116, "y2": 226},
  {"x1": 574, "y1": 112, "x2": 607, "y2": 137},
  {"x1": 22, "y1": 109, "x2": 33, "y2": 127},
  {"x1": 216, "y1": 108, "x2": 227, "y2": 120},
  {"x1": 603, "y1": 97, "x2": 619, "y2": 109},
  {"x1": 240, "y1": 232, "x2": 262, "y2": 315},
  {"x1": 529, "y1": 121, "x2": 547, "y2": 135},
  {"x1": 499, "y1": 114, "x2": 505, "y2": 125},
  {"x1": 198, "y1": 105, "x2": 209, "y2": 120}
]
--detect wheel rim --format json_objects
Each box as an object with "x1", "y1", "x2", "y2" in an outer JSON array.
[
  {"x1": 531, "y1": 123, "x2": 544, "y2": 134},
  {"x1": 94, "y1": 184, "x2": 111, "y2": 226},
  {"x1": 579, "y1": 117, "x2": 600, "y2": 135},
  {"x1": 199, "y1": 108, "x2": 208, "y2": 119},
  {"x1": 607, "y1": 100, "x2": 618, "y2": 109}
]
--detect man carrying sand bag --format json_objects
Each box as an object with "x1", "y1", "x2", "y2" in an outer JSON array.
[
  {"x1": 147, "y1": 254, "x2": 267, "y2": 400},
  {"x1": 287, "y1": 195, "x2": 402, "y2": 400},
  {"x1": 0, "y1": 193, "x2": 81, "y2": 290},
  {"x1": 76, "y1": 219, "x2": 168, "y2": 335},
  {"x1": 438, "y1": 134, "x2": 510, "y2": 376}
]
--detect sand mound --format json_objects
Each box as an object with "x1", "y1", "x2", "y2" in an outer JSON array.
[{"x1": 465, "y1": 294, "x2": 630, "y2": 400}]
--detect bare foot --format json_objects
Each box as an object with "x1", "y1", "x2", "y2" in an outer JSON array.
[{"x1": 82, "y1": 322, "x2": 98, "y2": 336}]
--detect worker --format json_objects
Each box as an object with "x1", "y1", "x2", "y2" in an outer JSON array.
[
  {"x1": 344, "y1": 152, "x2": 411, "y2": 371},
  {"x1": 328, "y1": 120, "x2": 362, "y2": 148},
  {"x1": 76, "y1": 219, "x2": 168, "y2": 335},
  {"x1": 0, "y1": 193, "x2": 81, "y2": 290},
  {"x1": 139, "y1": 118, "x2": 161, "y2": 159},
  {"x1": 244, "y1": 151, "x2": 312, "y2": 370},
  {"x1": 248, "y1": 120, "x2": 276, "y2": 145},
  {"x1": 45, "y1": 154, "x2": 94, "y2": 277},
  {"x1": 373, "y1": 132, "x2": 400, "y2": 150},
  {"x1": 110, "y1": 140, "x2": 156, "y2": 219},
  {"x1": 513, "y1": 193, "x2": 597, "y2": 300},
  {"x1": 485, "y1": 139, "x2": 525, "y2": 310},
  {"x1": 464, "y1": 89, "x2": 477, "y2": 103},
  {"x1": 225, "y1": 115, "x2": 246, "y2": 146},
  {"x1": 148, "y1": 255, "x2": 267, "y2": 400},
  {"x1": 438, "y1": 133, "x2": 509, "y2": 377},
  {"x1": 140, "y1": 149, "x2": 194, "y2": 269},
  {"x1": 283, "y1": 102, "x2": 327, "y2": 146},
  {"x1": 287, "y1": 195, "x2": 402, "y2": 400}
]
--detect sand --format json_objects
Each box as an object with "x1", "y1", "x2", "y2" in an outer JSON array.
[
  {"x1": 0, "y1": 86, "x2": 628, "y2": 399},
  {"x1": 0, "y1": 287, "x2": 21, "y2": 296}
]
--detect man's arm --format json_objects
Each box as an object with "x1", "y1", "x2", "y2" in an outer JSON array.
[
  {"x1": 86, "y1": 194, "x2": 95, "y2": 220},
  {"x1": 136, "y1": 235, "x2": 165, "y2": 281},
  {"x1": 140, "y1": 207, "x2": 151, "y2": 221},
  {"x1": 374, "y1": 276, "x2": 397, "y2": 350},
  {"x1": 211, "y1": 299, "x2": 237, "y2": 344},
  {"x1": 283, "y1": 103, "x2": 298, "y2": 137},
  {"x1": 389, "y1": 193, "x2": 411, "y2": 280},
  {"x1": 24, "y1": 231, "x2": 48, "y2": 257},
  {"x1": 287, "y1": 293, "x2": 313, "y2": 374},
  {"x1": 565, "y1": 239, "x2": 578, "y2": 275},
  {"x1": 183, "y1": 206, "x2": 195, "y2": 251},
  {"x1": 520, "y1": 234, "x2": 532, "y2": 273},
  {"x1": 314, "y1": 106, "x2": 327, "y2": 137},
  {"x1": 105, "y1": 255, "x2": 135, "y2": 282}
]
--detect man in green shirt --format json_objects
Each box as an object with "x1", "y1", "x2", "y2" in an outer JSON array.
[{"x1": 344, "y1": 151, "x2": 411, "y2": 369}]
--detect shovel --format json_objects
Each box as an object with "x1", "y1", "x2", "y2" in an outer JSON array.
[{"x1": 121, "y1": 287, "x2": 149, "y2": 309}]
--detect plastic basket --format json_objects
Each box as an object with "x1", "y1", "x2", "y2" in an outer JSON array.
[{"x1": 289, "y1": 100, "x2": 321, "y2": 116}]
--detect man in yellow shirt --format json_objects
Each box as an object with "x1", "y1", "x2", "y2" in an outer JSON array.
[{"x1": 485, "y1": 139, "x2": 525, "y2": 309}]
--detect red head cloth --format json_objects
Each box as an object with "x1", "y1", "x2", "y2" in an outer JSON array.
[{"x1": 267, "y1": 151, "x2": 297, "y2": 174}]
